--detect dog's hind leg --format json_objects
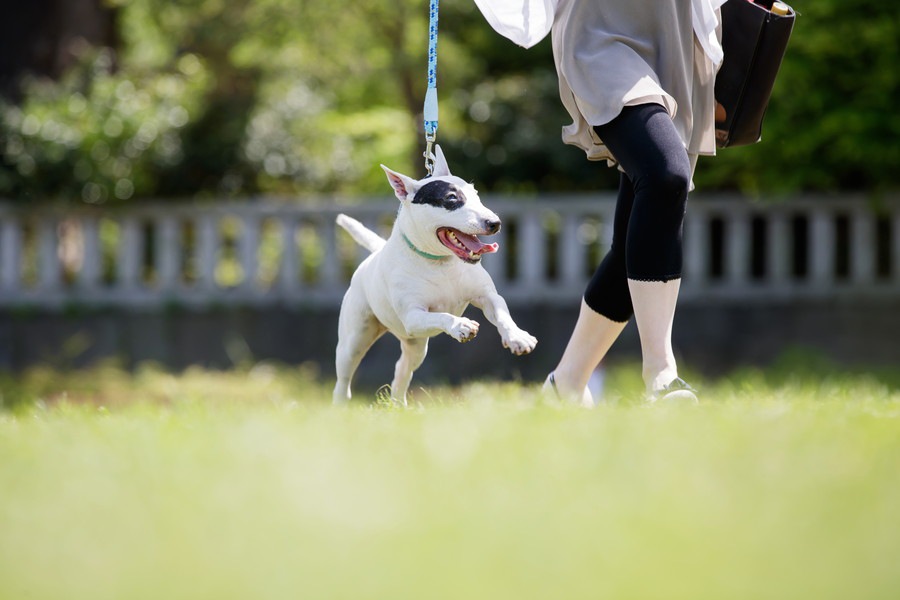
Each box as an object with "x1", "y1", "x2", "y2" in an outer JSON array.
[
  {"x1": 390, "y1": 338, "x2": 429, "y2": 406},
  {"x1": 334, "y1": 294, "x2": 386, "y2": 405},
  {"x1": 333, "y1": 319, "x2": 384, "y2": 405}
]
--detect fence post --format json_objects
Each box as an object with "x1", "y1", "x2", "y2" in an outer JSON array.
[
  {"x1": 37, "y1": 218, "x2": 60, "y2": 293},
  {"x1": 320, "y1": 217, "x2": 341, "y2": 292},
  {"x1": 810, "y1": 209, "x2": 834, "y2": 292},
  {"x1": 684, "y1": 209, "x2": 708, "y2": 288},
  {"x1": 517, "y1": 210, "x2": 544, "y2": 292},
  {"x1": 279, "y1": 216, "x2": 299, "y2": 294},
  {"x1": 156, "y1": 216, "x2": 181, "y2": 292},
  {"x1": 196, "y1": 214, "x2": 218, "y2": 292},
  {"x1": 560, "y1": 213, "x2": 584, "y2": 286},
  {"x1": 726, "y1": 209, "x2": 751, "y2": 288},
  {"x1": 768, "y1": 211, "x2": 790, "y2": 290},
  {"x1": 238, "y1": 214, "x2": 260, "y2": 294},
  {"x1": 483, "y1": 225, "x2": 508, "y2": 286},
  {"x1": 116, "y1": 217, "x2": 141, "y2": 294},
  {"x1": 0, "y1": 218, "x2": 21, "y2": 293},
  {"x1": 851, "y1": 210, "x2": 876, "y2": 285},
  {"x1": 79, "y1": 217, "x2": 101, "y2": 292}
]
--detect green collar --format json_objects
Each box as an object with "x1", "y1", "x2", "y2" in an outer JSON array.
[{"x1": 402, "y1": 233, "x2": 449, "y2": 262}]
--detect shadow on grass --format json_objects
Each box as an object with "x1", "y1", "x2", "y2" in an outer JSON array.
[
  {"x1": 727, "y1": 347, "x2": 900, "y2": 391},
  {"x1": 2, "y1": 348, "x2": 899, "y2": 413}
]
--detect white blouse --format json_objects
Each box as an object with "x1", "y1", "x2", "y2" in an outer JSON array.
[
  {"x1": 473, "y1": 0, "x2": 730, "y2": 166},
  {"x1": 473, "y1": 0, "x2": 728, "y2": 65}
]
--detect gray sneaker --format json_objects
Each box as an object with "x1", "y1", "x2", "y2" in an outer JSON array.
[
  {"x1": 542, "y1": 372, "x2": 594, "y2": 407},
  {"x1": 649, "y1": 377, "x2": 699, "y2": 404}
]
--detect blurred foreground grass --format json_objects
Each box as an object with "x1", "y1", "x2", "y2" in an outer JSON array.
[{"x1": 1, "y1": 361, "x2": 899, "y2": 600}]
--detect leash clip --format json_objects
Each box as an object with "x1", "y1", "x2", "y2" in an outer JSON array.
[{"x1": 423, "y1": 132, "x2": 437, "y2": 176}]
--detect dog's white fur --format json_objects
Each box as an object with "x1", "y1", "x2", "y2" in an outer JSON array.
[{"x1": 333, "y1": 146, "x2": 537, "y2": 405}]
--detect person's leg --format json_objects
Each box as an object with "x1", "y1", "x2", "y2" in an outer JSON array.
[
  {"x1": 628, "y1": 278, "x2": 680, "y2": 391},
  {"x1": 546, "y1": 173, "x2": 634, "y2": 403},
  {"x1": 594, "y1": 104, "x2": 693, "y2": 395},
  {"x1": 545, "y1": 299, "x2": 627, "y2": 404}
]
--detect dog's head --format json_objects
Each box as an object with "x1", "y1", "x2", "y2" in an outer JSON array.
[{"x1": 381, "y1": 145, "x2": 500, "y2": 264}]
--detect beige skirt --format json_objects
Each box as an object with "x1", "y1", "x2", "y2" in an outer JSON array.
[{"x1": 552, "y1": 0, "x2": 719, "y2": 167}]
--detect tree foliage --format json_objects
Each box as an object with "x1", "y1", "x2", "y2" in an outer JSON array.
[
  {"x1": 0, "y1": 0, "x2": 897, "y2": 204},
  {"x1": 695, "y1": 0, "x2": 900, "y2": 196}
]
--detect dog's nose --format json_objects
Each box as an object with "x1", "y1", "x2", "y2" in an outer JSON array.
[{"x1": 484, "y1": 219, "x2": 501, "y2": 234}]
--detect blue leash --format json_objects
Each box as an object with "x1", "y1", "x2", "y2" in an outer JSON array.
[{"x1": 423, "y1": 0, "x2": 440, "y2": 175}]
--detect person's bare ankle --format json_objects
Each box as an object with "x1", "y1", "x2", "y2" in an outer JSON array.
[
  {"x1": 644, "y1": 367, "x2": 679, "y2": 394},
  {"x1": 543, "y1": 370, "x2": 594, "y2": 407}
]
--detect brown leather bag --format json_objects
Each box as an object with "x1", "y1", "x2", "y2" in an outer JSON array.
[{"x1": 714, "y1": 0, "x2": 796, "y2": 148}]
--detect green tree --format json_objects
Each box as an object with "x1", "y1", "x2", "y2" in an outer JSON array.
[
  {"x1": 695, "y1": 0, "x2": 900, "y2": 195},
  {"x1": 1, "y1": 0, "x2": 898, "y2": 202}
]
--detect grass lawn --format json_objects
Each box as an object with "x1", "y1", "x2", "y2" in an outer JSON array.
[{"x1": 1, "y1": 360, "x2": 899, "y2": 600}]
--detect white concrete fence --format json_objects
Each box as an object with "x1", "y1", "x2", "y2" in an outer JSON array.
[{"x1": 0, "y1": 194, "x2": 898, "y2": 309}]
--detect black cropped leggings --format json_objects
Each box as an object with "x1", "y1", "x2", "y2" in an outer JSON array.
[{"x1": 583, "y1": 103, "x2": 692, "y2": 323}]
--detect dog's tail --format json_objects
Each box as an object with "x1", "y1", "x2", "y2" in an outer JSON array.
[{"x1": 336, "y1": 214, "x2": 386, "y2": 254}]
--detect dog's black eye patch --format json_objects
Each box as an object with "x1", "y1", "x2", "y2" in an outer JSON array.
[{"x1": 412, "y1": 180, "x2": 465, "y2": 211}]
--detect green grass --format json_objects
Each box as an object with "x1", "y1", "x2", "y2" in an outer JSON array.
[{"x1": 1, "y1": 361, "x2": 900, "y2": 600}]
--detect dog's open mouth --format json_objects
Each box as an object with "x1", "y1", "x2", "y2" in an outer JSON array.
[{"x1": 437, "y1": 227, "x2": 499, "y2": 264}]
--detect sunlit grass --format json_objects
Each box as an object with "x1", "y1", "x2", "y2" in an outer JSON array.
[{"x1": 1, "y1": 361, "x2": 899, "y2": 600}]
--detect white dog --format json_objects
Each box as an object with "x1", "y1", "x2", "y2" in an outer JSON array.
[{"x1": 333, "y1": 146, "x2": 537, "y2": 405}]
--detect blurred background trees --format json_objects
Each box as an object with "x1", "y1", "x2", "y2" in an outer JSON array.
[{"x1": 1, "y1": 0, "x2": 898, "y2": 205}]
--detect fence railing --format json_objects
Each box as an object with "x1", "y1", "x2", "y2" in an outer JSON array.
[{"x1": 0, "y1": 194, "x2": 898, "y2": 308}]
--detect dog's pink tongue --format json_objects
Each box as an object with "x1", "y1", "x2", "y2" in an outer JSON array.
[
  {"x1": 480, "y1": 241, "x2": 499, "y2": 254},
  {"x1": 459, "y1": 233, "x2": 499, "y2": 255}
]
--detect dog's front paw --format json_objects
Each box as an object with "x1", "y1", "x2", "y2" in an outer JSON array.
[
  {"x1": 503, "y1": 329, "x2": 538, "y2": 356},
  {"x1": 449, "y1": 318, "x2": 480, "y2": 343}
]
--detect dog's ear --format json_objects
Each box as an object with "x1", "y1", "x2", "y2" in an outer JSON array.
[
  {"x1": 432, "y1": 144, "x2": 451, "y2": 178},
  {"x1": 381, "y1": 165, "x2": 419, "y2": 202}
]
